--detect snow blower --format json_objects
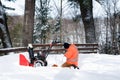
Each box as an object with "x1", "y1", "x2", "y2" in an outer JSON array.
[{"x1": 19, "y1": 41, "x2": 58, "y2": 67}]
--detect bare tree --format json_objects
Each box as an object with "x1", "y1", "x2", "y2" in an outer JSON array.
[
  {"x1": 0, "y1": 1, "x2": 12, "y2": 49},
  {"x1": 68, "y1": 0, "x2": 96, "y2": 43},
  {"x1": 78, "y1": 0, "x2": 96, "y2": 43},
  {"x1": 22, "y1": 0, "x2": 35, "y2": 46},
  {"x1": 99, "y1": 0, "x2": 120, "y2": 54}
]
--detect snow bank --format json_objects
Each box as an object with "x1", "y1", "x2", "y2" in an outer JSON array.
[{"x1": 0, "y1": 53, "x2": 120, "y2": 80}]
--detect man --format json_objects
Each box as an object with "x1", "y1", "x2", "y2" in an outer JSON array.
[{"x1": 61, "y1": 43, "x2": 79, "y2": 69}]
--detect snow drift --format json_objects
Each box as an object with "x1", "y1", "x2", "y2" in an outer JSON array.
[{"x1": 0, "y1": 52, "x2": 120, "y2": 80}]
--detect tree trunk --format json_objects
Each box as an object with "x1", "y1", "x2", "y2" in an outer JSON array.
[
  {"x1": 0, "y1": 1, "x2": 12, "y2": 49},
  {"x1": 23, "y1": 0, "x2": 35, "y2": 46},
  {"x1": 78, "y1": 0, "x2": 96, "y2": 43}
]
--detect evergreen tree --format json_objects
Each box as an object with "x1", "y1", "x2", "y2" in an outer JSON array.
[{"x1": 34, "y1": 0, "x2": 51, "y2": 44}]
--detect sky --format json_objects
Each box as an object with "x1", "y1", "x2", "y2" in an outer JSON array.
[
  {"x1": 1, "y1": 0, "x2": 106, "y2": 18},
  {"x1": 1, "y1": 0, "x2": 25, "y2": 15},
  {"x1": 0, "y1": 52, "x2": 120, "y2": 80}
]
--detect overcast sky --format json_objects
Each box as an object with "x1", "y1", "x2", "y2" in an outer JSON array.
[
  {"x1": 1, "y1": 0, "x2": 106, "y2": 18},
  {"x1": 1, "y1": 0, "x2": 25, "y2": 15}
]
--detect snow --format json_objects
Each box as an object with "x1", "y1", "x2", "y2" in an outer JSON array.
[
  {"x1": 93, "y1": 0, "x2": 106, "y2": 18},
  {"x1": 0, "y1": 52, "x2": 120, "y2": 80}
]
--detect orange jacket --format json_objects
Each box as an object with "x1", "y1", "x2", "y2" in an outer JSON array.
[{"x1": 64, "y1": 44, "x2": 79, "y2": 66}]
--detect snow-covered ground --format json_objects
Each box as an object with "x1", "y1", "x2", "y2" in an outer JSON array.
[{"x1": 0, "y1": 52, "x2": 120, "y2": 80}]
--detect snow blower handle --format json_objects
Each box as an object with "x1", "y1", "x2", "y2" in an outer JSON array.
[{"x1": 45, "y1": 40, "x2": 60, "y2": 58}]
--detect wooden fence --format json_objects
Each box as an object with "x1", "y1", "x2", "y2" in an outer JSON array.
[{"x1": 0, "y1": 43, "x2": 99, "y2": 54}]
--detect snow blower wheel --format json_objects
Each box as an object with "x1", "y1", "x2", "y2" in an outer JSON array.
[
  {"x1": 27, "y1": 41, "x2": 59, "y2": 67},
  {"x1": 34, "y1": 60, "x2": 45, "y2": 67}
]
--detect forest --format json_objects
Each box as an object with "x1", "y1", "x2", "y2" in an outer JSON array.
[{"x1": 0, "y1": 0, "x2": 120, "y2": 55}]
